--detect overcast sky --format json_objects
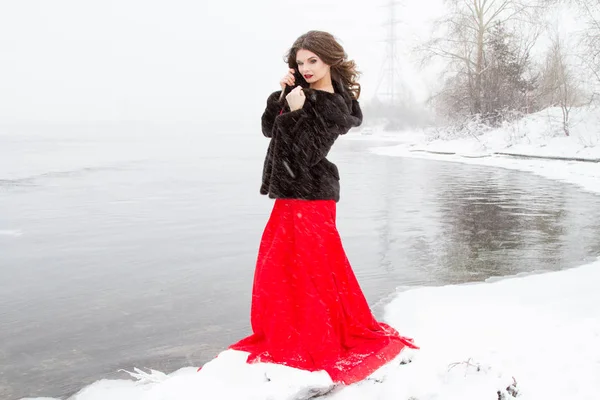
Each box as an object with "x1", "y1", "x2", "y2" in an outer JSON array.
[
  {"x1": 0, "y1": 0, "x2": 582, "y2": 125},
  {"x1": 0, "y1": 0, "x2": 449, "y2": 125}
]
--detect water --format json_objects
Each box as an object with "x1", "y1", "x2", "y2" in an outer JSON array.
[{"x1": 1, "y1": 124, "x2": 599, "y2": 399}]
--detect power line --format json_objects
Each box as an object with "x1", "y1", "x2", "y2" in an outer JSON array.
[{"x1": 374, "y1": 0, "x2": 409, "y2": 107}]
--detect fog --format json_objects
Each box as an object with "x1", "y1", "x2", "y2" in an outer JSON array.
[{"x1": 0, "y1": 0, "x2": 447, "y2": 125}]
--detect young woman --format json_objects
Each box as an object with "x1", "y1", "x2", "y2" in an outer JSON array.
[{"x1": 229, "y1": 30, "x2": 417, "y2": 385}]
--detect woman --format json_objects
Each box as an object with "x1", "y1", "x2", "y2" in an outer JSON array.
[{"x1": 229, "y1": 30, "x2": 417, "y2": 385}]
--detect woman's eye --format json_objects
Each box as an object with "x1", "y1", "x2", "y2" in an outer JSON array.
[{"x1": 310, "y1": 60, "x2": 317, "y2": 63}]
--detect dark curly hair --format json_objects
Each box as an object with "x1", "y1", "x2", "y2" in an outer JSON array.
[{"x1": 285, "y1": 30, "x2": 361, "y2": 100}]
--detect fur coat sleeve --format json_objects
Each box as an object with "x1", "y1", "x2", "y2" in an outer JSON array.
[{"x1": 261, "y1": 91, "x2": 286, "y2": 138}]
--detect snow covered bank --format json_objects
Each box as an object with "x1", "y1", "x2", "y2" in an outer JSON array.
[
  {"x1": 420, "y1": 106, "x2": 599, "y2": 160},
  {"x1": 357, "y1": 106, "x2": 600, "y2": 195},
  {"x1": 372, "y1": 144, "x2": 600, "y2": 196},
  {"x1": 382, "y1": 259, "x2": 600, "y2": 400},
  {"x1": 25, "y1": 258, "x2": 600, "y2": 400}
]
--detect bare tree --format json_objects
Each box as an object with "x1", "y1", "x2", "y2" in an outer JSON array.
[
  {"x1": 419, "y1": 0, "x2": 546, "y2": 121},
  {"x1": 544, "y1": 0, "x2": 600, "y2": 95},
  {"x1": 537, "y1": 31, "x2": 584, "y2": 135},
  {"x1": 574, "y1": 0, "x2": 600, "y2": 96}
]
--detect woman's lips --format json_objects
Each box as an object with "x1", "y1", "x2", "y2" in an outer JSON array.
[{"x1": 304, "y1": 74, "x2": 313, "y2": 79}]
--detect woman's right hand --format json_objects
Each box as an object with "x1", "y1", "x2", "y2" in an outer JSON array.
[{"x1": 280, "y1": 68, "x2": 296, "y2": 91}]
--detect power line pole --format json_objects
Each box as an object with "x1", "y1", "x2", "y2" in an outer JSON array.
[{"x1": 375, "y1": 0, "x2": 405, "y2": 107}]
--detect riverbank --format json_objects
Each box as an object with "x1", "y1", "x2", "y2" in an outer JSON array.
[
  {"x1": 25, "y1": 106, "x2": 600, "y2": 400},
  {"x1": 36, "y1": 261, "x2": 600, "y2": 400},
  {"x1": 355, "y1": 105, "x2": 600, "y2": 196}
]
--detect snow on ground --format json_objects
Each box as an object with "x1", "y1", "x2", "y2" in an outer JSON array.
[
  {"x1": 25, "y1": 258, "x2": 600, "y2": 400},
  {"x1": 418, "y1": 106, "x2": 600, "y2": 160},
  {"x1": 353, "y1": 106, "x2": 600, "y2": 195},
  {"x1": 24, "y1": 106, "x2": 600, "y2": 400}
]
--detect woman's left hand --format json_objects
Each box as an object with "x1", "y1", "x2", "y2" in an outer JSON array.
[{"x1": 286, "y1": 86, "x2": 305, "y2": 111}]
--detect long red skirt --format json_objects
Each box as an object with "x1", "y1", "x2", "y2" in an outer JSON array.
[{"x1": 229, "y1": 199, "x2": 417, "y2": 385}]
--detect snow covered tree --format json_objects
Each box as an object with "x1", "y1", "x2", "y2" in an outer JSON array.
[
  {"x1": 419, "y1": 0, "x2": 545, "y2": 124},
  {"x1": 537, "y1": 32, "x2": 584, "y2": 135}
]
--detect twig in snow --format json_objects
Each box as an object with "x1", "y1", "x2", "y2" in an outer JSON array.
[{"x1": 447, "y1": 357, "x2": 482, "y2": 376}]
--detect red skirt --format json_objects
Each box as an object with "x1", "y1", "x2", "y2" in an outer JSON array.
[{"x1": 229, "y1": 199, "x2": 417, "y2": 385}]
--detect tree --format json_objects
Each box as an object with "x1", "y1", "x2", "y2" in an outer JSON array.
[
  {"x1": 419, "y1": 0, "x2": 545, "y2": 122},
  {"x1": 572, "y1": 0, "x2": 600, "y2": 96},
  {"x1": 543, "y1": 0, "x2": 600, "y2": 97},
  {"x1": 537, "y1": 31, "x2": 584, "y2": 135},
  {"x1": 481, "y1": 21, "x2": 538, "y2": 124}
]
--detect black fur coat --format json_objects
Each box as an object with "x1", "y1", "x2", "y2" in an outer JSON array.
[{"x1": 259, "y1": 81, "x2": 363, "y2": 202}]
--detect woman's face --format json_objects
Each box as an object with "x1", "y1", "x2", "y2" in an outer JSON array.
[{"x1": 295, "y1": 49, "x2": 331, "y2": 85}]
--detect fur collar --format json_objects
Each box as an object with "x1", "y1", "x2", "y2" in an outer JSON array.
[{"x1": 299, "y1": 81, "x2": 363, "y2": 131}]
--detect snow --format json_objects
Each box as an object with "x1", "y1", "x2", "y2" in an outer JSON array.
[
  {"x1": 360, "y1": 106, "x2": 600, "y2": 195},
  {"x1": 24, "y1": 106, "x2": 600, "y2": 400},
  {"x1": 25, "y1": 258, "x2": 600, "y2": 400}
]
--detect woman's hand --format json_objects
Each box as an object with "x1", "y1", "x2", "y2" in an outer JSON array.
[
  {"x1": 285, "y1": 86, "x2": 305, "y2": 111},
  {"x1": 280, "y1": 68, "x2": 296, "y2": 91}
]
